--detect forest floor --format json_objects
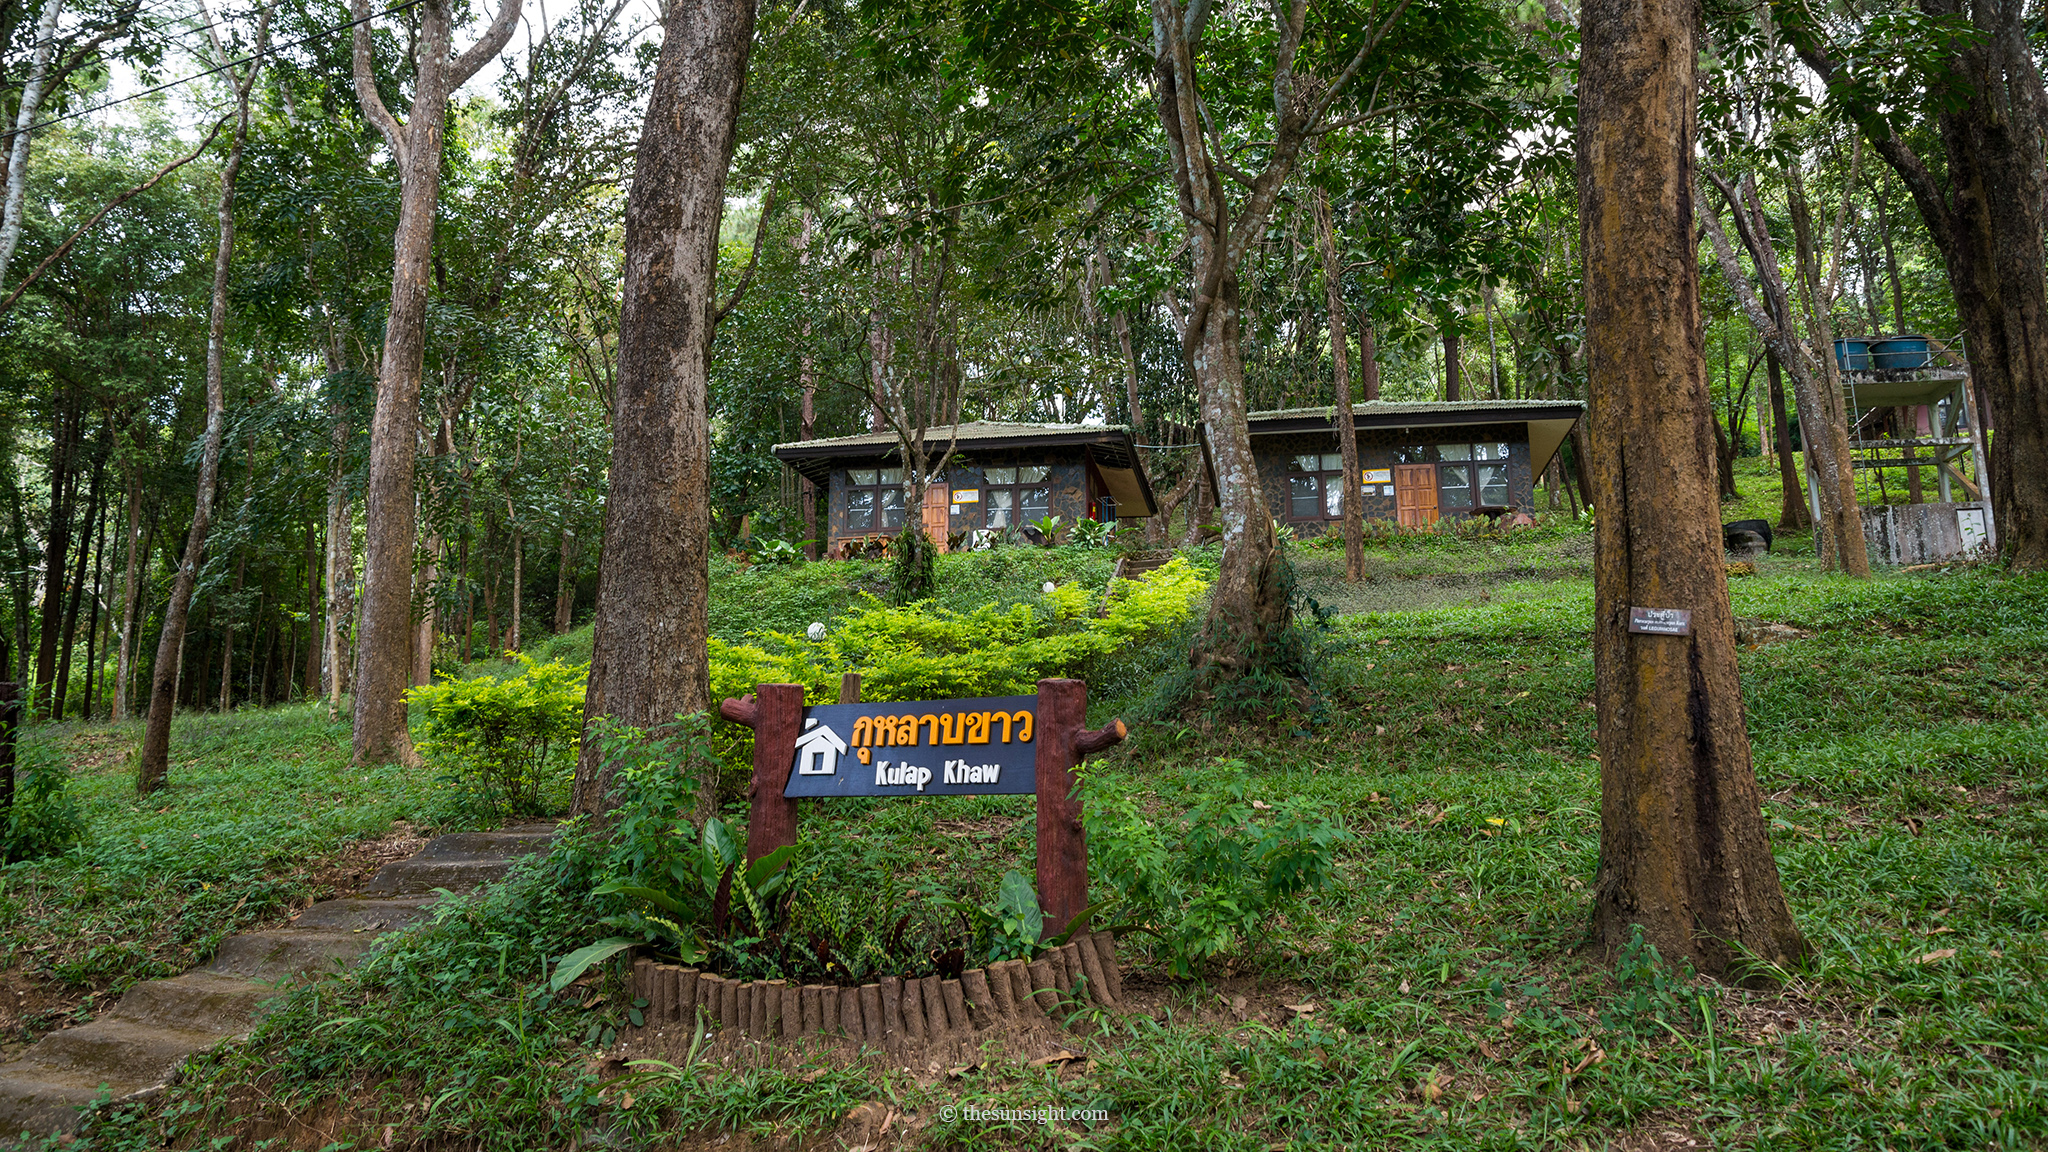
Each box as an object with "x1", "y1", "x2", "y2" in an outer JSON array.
[{"x1": 10, "y1": 454, "x2": 2048, "y2": 1150}]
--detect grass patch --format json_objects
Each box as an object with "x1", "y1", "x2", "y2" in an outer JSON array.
[{"x1": 32, "y1": 484, "x2": 2048, "y2": 1149}]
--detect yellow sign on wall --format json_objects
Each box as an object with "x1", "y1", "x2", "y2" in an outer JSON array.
[
  {"x1": 952, "y1": 489, "x2": 981, "y2": 503},
  {"x1": 1363, "y1": 468, "x2": 1392, "y2": 484}
]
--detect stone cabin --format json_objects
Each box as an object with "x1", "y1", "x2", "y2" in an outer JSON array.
[
  {"x1": 772, "y1": 422, "x2": 1159, "y2": 557},
  {"x1": 1243, "y1": 400, "x2": 1585, "y2": 532}
]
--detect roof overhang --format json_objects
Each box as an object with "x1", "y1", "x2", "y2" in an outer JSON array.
[
  {"x1": 771, "y1": 424, "x2": 1159, "y2": 517},
  {"x1": 1244, "y1": 401, "x2": 1586, "y2": 477}
]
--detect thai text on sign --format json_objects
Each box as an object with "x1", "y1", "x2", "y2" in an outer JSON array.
[{"x1": 784, "y1": 694, "x2": 1036, "y2": 798}]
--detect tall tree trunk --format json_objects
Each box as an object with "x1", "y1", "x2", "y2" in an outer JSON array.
[
  {"x1": 0, "y1": 0, "x2": 65, "y2": 288},
  {"x1": 35, "y1": 402, "x2": 80, "y2": 717},
  {"x1": 1579, "y1": 0, "x2": 1808, "y2": 975},
  {"x1": 139, "y1": 26, "x2": 266, "y2": 791},
  {"x1": 80, "y1": 488, "x2": 108, "y2": 719},
  {"x1": 114, "y1": 467, "x2": 143, "y2": 719},
  {"x1": 1313, "y1": 188, "x2": 1365, "y2": 582},
  {"x1": 1358, "y1": 310, "x2": 1382, "y2": 401},
  {"x1": 303, "y1": 517, "x2": 320, "y2": 698},
  {"x1": 1443, "y1": 329, "x2": 1462, "y2": 401},
  {"x1": 573, "y1": 0, "x2": 754, "y2": 818},
  {"x1": 797, "y1": 209, "x2": 820, "y2": 560},
  {"x1": 1766, "y1": 353, "x2": 1810, "y2": 529},
  {"x1": 552, "y1": 527, "x2": 575, "y2": 634},
  {"x1": 348, "y1": 0, "x2": 522, "y2": 765},
  {"x1": 1794, "y1": 4, "x2": 2046, "y2": 567},
  {"x1": 55, "y1": 437, "x2": 106, "y2": 718},
  {"x1": 508, "y1": 525, "x2": 522, "y2": 654}
]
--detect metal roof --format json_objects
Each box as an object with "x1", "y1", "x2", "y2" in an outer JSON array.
[{"x1": 771, "y1": 422, "x2": 1158, "y2": 516}]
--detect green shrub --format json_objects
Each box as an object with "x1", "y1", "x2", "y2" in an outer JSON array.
[
  {"x1": 1082, "y1": 761, "x2": 1350, "y2": 977},
  {"x1": 2, "y1": 739, "x2": 83, "y2": 863},
  {"x1": 410, "y1": 656, "x2": 586, "y2": 818}
]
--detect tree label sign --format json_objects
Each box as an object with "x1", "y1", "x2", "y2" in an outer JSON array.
[
  {"x1": 783, "y1": 695, "x2": 1037, "y2": 798},
  {"x1": 1628, "y1": 607, "x2": 1693, "y2": 636}
]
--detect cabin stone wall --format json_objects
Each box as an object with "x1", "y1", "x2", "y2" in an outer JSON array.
[
  {"x1": 824, "y1": 447, "x2": 1096, "y2": 554},
  {"x1": 1252, "y1": 422, "x2": 1535, "y2": 536}
]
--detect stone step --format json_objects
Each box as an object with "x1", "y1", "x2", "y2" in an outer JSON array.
[
  {"x1": 205, "y1": 930, "x2": 375, "y2": 982},
  {"x1": 14, "y1": 1018, "x2": 223, "y2": 1090},
  {"x1": 289, "y1": 896, "x2": 434, "y2": 933},
  {"x1": 108, "y1": 972, "x2": 275, "y2": 1036},
  {"x1": 0, "y1": 1061, "x2": 149, "y2": 1143},
  {"x1": 0, "y1": 822, "x2": 555, "y2": 1143}
]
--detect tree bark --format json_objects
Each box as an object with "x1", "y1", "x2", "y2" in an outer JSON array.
[
  {"x1": 0, "y1": 0, "x2": 65, "y2": 288},
  {"x1": 1443, "y1": 329, "x2": 1461, "y2": 401},
  {"x1": 54, "y1": 437, "x2": 107, "y2": 718},
  {"x1": 572, "y1": 0, "x2": 754, "y2": 817},
  {"x1": 303, "y1": 517, "x2": 321, "y2": 697},
  {"x1": 35, "y1": 402, "x2": 80, "y2": 717},
  {"x1": 349, "y1": 0, "x2": 521, "y2": 765},
  {"x1": 114, "y1": 467, "x2": 143, "y2": 720},
  {"x1": 552, "y1": 527, "x2": 575, "y2": 634},
  {"x1": 1313, "y1": 188, "x2": 1366, "y2": 581},
  {"x1": 1766, "y1": 353, "x2": 1810, "y2": 529},
  {"x1": 1579, "y1": 0, "x2": 1808, "y2": 975},
  {"x1": 1793, "y1": 2, "x2": 2046, "y2": 567},
  {"x1": 80, "y1": 485, "x2": 109, "y2": 719},
  {"x1": 139, "y1": 25, "x2": 266, "y2": 791}
]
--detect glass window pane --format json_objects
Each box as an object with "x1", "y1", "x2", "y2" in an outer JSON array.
[
  {"x1": 880, "y1": 489, "x2": 905, "y2": 527},
  {"x1": 1291, "y1": 454, "x2": 1319, "y2": 473},
  {"x1": 1325, "y1": 477, "x2": 1343, "y2": 517},
  {"x1": 1020, "y1": 487, "x2": 1051, "y2": 520},
  {"x1": 879, "y1": 467, "x2": 904, "y2": 485},
  {"x1": 1017, "y1": 465, "x2": 1050, "y2": 483},
  {"x1": 985, "y1": 466, "x2": 1017, "y2": 485},
  {"x1": 1289, "y1": 475, "x2": 1320, "y2": 519},
  {"x1": 847, "y1": 489, "x2": 875, "y2": 527},
  {"x1": 986, "y1": 489, "x2": 1013, "y2": 527},
  {"x1": 1479, "y1": 464, "x2": 1509, "y2": 505},
  {"x1": 1440, "y1": 464, "x2": 1472, "y2": 508},
  {"x1": 1437, "y1": 444, "x2": 1472, "y2": 460},
  {"x1": 1321, "y1": 453, "x2": 1345, "y2": 472},
  {"x1": 1393, "y1": 445, "x2": 1434, "y2": 464},
  {"x1": 849, "y1": 469, "x2": 878, "y2": 487}
]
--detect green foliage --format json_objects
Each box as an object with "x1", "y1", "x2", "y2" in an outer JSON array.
[
  {"x1": 410, "y1": 656, "x2": 587, "y2": 818},
  {"x1": 1, "y1": 740, "x2": 84, "y2": 864},
  {"x1": 1602, "y1": 926, "x2": 1720, "y2": 1039},
  {"x1": 1082, "y1": 762, "x2": 1350, "y2": 977},
  {"x1": 939, "y1": 869, "x2": 1046, "y2": 964},
  {"x1": 1068, "y1": 517, "x2": 1113, "y2": 547},
  {"x1": 890, "y1": 522, "x2": 939, "y2": 604}
]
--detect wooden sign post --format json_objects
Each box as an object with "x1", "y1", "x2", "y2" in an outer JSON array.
[{"x1": 718, "y1": 676, "x2": 1126, "y2": 933}]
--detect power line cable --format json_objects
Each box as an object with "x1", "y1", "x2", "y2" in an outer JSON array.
[{"x1": 6, "y1": 0, "x2": 424, "y2": 139}]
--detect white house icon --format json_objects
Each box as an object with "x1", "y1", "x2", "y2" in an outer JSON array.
[{"x1": 793, "y1": 719, "x2": 847, "y2": 776}]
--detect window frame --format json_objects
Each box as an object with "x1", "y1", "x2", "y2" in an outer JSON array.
[
  {"x1": 1430, "y1": 442, "x2": 1515, "y2": 511},
  {"x1": 844, "y1": 466, "x2": 909, "y2": 532},
  {"x1": 1283, "y1": 450, "x2": 1360, "y2": 522},
  {"x1": 979, "y1": 463, "x2": 1054, "y2": 529}
]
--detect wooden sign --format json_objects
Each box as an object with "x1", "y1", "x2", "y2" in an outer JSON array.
[
  {"x1": 784, "y1": 695, "x2": 1037, "y2": 798},
  {"x1": 721, "y1": 678, "x2": 1125, "y2": 934},
  {"x1": 1628, "y1": 607, "x2": 1693, "y2": 636}
]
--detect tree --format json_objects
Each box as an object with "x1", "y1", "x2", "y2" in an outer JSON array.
[
  {"x1": 1579, "y1": 0, "x2": 1808, "y2": 974},
  {"x1": 572, "y1": 0, "x2": 755, "y2": 817},
  {"x1": 1311, "y1": 185, "x2": 1365, "y2": 580},
  {"x1": 1785, "y1": 1, "x2": 2047, "y2": 568},
  {"x1": 348, "y1": 0, "x2": 521, "y2": 765},
  {"x1": 138, "y1": 6, "x2": 271, "y2": 793}
]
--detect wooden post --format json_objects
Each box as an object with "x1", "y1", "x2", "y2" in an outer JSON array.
[
  {"x1": 0, "y1": 681, "x2": 17, "y2": 819},
  {"x1": 719, "y1": 682, "x2": 805, "y2": 864},
  {"x1": 1032, "y1": 678, "x2": 1126, "y2": 937}
]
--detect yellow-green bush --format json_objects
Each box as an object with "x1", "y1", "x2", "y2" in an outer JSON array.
[
  {"x1": 699, "y1": 559, "x2": 1208, "y2": 798},
  {"x1": 410, "y1": 656, "x2": 587, "y2": 817}
]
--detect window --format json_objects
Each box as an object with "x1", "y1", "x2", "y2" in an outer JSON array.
[
  {"x1": 1431, "y1": 443, "x2": 1513, "y2": 510},
  {"x1": 983, "y1": 465, "x2": 1050, "y2": 528},
  {"x1": 1286, "y1": 452, "x2": 1356, "y2": 520},
  {"x1": 846, "y1": 467, "x2": 907, "y2": 531}
]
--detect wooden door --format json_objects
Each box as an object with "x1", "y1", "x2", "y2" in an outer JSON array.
[
  {"x1": 922, "y1": 484, "x2": 951, "y2": 551},
  {"x1": 1395, "y1": 464, "x2": 1439, "y2": 528}
]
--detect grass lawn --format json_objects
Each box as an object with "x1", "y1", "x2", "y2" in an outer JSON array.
[{"x1": 20, "y1": 453, "x2": 2048, "y2": 1149}]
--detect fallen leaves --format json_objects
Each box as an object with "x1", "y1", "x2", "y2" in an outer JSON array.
[{"x1": 1916, "y1": 948, "x2": 1957, "y2": 964}]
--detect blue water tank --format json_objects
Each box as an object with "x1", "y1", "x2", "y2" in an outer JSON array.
[
  {"x1": 1833, "y1": 338, "x2": 1873, "y2": 372},
  {"x1": 1870, "y1": 336, "x2": 1932, "y2": 371}
]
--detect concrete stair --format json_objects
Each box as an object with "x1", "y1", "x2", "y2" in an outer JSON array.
[{"x1": 0, "y1": 823, "x2": 553, "y2": 1145}]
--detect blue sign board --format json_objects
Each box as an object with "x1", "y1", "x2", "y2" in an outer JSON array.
[{"x1": 782, "y1": 694, "x2": 1037, "y2": 798}]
